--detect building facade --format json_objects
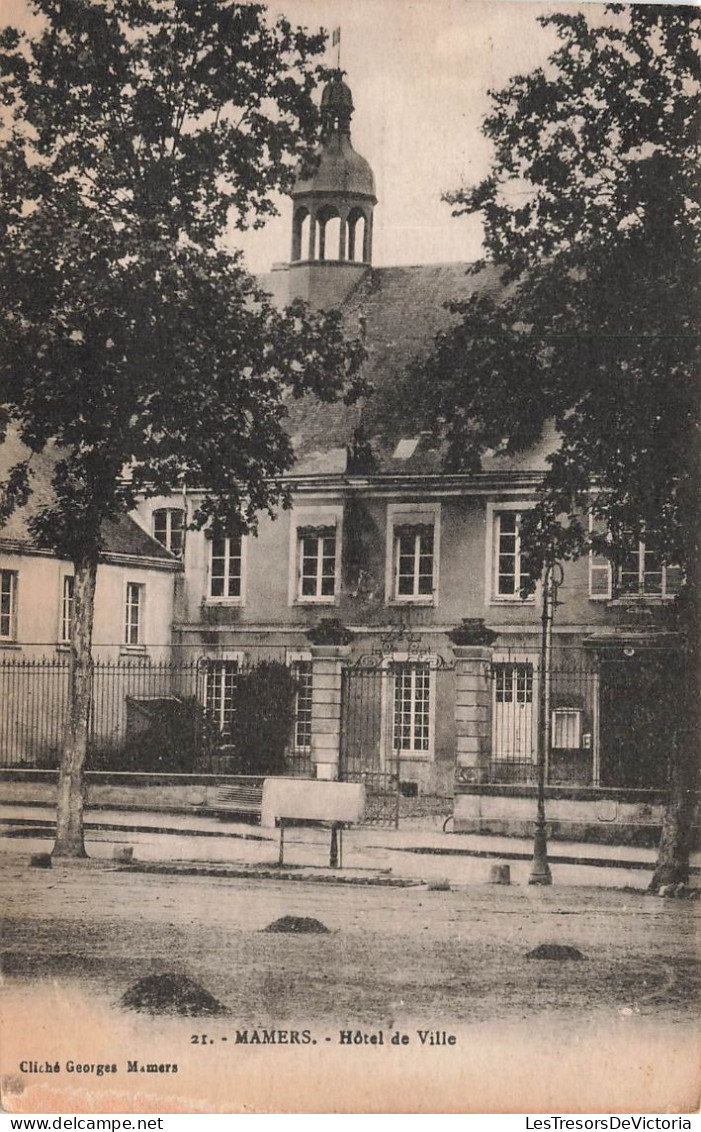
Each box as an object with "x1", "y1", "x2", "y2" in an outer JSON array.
[
  {"x1": 132, "y1": 73, "x2": 686, "y2": 842},
  {"x1": 1, "y1": 73, "x2": 687, "y2": 842}
]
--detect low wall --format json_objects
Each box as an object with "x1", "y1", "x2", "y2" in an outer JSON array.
[
  {"x1": 454, "y1": 784, "x2": 701, "y2": 847},
  {"x1": 0, "y1": 769, "x2": 264, "y2": 814}
]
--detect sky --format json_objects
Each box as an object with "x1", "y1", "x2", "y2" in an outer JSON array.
[
  {"x1": 1, "y1": 0, "x2": 609, "y2": 272},
  {"x1": 233, "y1": 0, "x2": 576, "y2": 273}
]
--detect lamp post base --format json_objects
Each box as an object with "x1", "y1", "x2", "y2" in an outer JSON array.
[{"x1": 528, "y1": 821, "x2": 552, "y2": 886}]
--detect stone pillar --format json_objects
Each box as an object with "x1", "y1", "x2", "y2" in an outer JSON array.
[
  {"x1": 338, "y1": 208, "x2": 348, "y2": 260},
  {"x1": 362, "y1": 209, "x2": 373, "y2": 263},
  {"x1": 309, "y1": 644, "x2": 349, "y2": 781},
  {"x1": 453, "y1": 645, "x2": 493, "y2": 785},
  {"x1": 307, "y1": 207, "x2": 317, "y2": 260}
]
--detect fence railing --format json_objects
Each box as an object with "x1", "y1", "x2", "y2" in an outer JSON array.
[
  {"x1": 0, "y1": 645, "x2": 681, "y2": 791},
  {"x1": 487, "y1": 646, "x2": 679, "y2": 789},
  {"x1": 0, "y1": 657, "x2": 311, "y2": 777}
]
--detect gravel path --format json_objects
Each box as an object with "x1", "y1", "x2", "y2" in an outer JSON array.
[{"x1": 2, "y1": 854, "x2": 699, "y2": 1114}]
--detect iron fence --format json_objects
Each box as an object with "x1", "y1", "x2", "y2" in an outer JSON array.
[
  {"x1": 488, "y1": 646, "x2": 680, "y2": 789},
  {"x1": 0, "y1": 643, "x2": 682, "y2": 794},
  {"x1": 0, "y1": 656, "x2": 312, "y2": 776}
]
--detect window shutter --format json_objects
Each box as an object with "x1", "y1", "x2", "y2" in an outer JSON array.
[
  {"x1": 664, "y1": 565, "x2": 683, "y2": 597},
  {"x1": 589, "y1": 552, "x2": 612, "y2": 599}
]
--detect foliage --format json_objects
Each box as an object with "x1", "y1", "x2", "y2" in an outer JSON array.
[
  {"x1": 226, "y1": 661, "x2": 300, "y2": 775},
  {"x1": 306, "y1": 617, "x2": 354, "y2": 645},
  {"x1": 0, "y1": 0, "x2": 365, "y2": 855},
  {"x1": 407, "y1": 4, "x2": 699, "y2": 586},
  {"x1": 89, "y1": 696, "x2": 208, "y2": 774},
  {"x1": 0, "y1": 0, "x2": 366, "y2": 550}
]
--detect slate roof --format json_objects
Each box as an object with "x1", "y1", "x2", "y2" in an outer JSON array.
[
  {"x1": 259, "y1": 261, "x2": 553, "y2": 478},
  {"x1": 0, "y1": 429, "x2": 175, "y2": 562}
]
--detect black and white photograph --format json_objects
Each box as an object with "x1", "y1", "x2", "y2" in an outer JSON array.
[{"x1": 0, "y1": 0, "x2": 698, "y2": 1116}]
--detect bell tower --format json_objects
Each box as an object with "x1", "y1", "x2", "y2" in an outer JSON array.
[{"x1": 288, "y1": 70, "x2": 377, "y2": 308}]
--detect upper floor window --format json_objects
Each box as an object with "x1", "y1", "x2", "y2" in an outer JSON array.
[
  {"x1": 209, "y1": 536, "x2": 243, "y2": 601},
  {"x1": 0, "y1": 570, "x2": 18, "y2": 640},
  {"x1": 618, "y1": 536, "x2": 682, "y2": 599},
  {"x1": 493, "y1": 511, "x2": 531, "y2": 600},
  {"x1": 386, "y1": 506, "x2": 440, "y2": 604},
  {"x1": 589, "y1": 528, "x2": 682, "y2": 601},
  {"x1": 394, "y1": 525, "x2": 434, "y2": 599},
  {"x1": 61, "y1": 575, "x2": 74, "y2": 644},
  {"x1": 124, "y1": 582, "x2": 144, "y2": 646},
  {"x1": 297, "y1": 526, "x2": 337, "y2": 602},
  {"x1": 152, "y1": 508, "x2": 185, "y2": 558}
]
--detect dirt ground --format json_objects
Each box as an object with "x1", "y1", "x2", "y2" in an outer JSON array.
[{"x1": 2, "y1": 850, "x2": 700, "y2": 1115}]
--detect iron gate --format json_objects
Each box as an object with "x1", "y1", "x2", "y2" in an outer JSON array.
[
  {"x1": 339, "y1": 660, "x2": 401, "y2": 826},
  {"x1": 339, "y1": 651, "x2": 451, "y2": 827}
]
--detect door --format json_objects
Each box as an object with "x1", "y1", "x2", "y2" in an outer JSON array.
[{"x1": 492, "y1": 662, "x2": 536, "y2": 776}]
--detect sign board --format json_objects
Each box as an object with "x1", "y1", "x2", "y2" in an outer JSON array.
[{"x1": 261, "y1": 777, "x2": 365, "y2": 829}]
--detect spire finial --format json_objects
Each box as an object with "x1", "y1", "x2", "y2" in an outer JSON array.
[{"x1": 320, "y1": 67, "x2": 354, "y2": 138}]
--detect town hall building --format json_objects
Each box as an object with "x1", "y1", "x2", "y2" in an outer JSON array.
[{"x1": 0, "y1": 72, "x2": 686, "y2": 843}]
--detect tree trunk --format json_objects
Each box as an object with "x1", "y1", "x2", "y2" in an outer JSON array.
[
  {"x1": 649, "y1": 727, "x2": 698, "y2": 891},
  {"x1": 52, "y1": 551, "x2": 99, "y2": 858}
]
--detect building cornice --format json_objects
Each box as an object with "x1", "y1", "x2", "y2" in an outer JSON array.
[{"x1": 0, "y1": 538, "x2": 180, "y2": 572}]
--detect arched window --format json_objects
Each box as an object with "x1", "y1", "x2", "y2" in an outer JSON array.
[
  {"x1": 316, "y1": 205, "x2": 341, "y2": 261},
  {"x1": 347, "y1": 210, "x2": 367, "y2": 263},
  {"x1": 292, "y1": 207, "x2": 310, "y2": 261}
]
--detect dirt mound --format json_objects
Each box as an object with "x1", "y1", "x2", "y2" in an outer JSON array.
[
  {"x1": 120, "y1": 973, "x2": 229, "y2": 1015},
  {"x1": 29, "y1": 853, "x2": 52, "y2": 869},
  {"x1": 526, "y1": 944, "x2": 585, "y2": 961},
  {"x1": 263, "y1": 916, "x2": 330, "y2": 934}
]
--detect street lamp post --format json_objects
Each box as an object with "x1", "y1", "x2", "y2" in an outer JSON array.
[{"x1": 528, "y1": 560, "x2": 563, "y2": 886}]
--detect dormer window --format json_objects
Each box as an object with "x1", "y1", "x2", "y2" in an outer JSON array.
[{"x1": 393, "y1": 438, "x2": 420, "y2": 460}]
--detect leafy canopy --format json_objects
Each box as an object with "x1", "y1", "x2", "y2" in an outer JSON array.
[
  {"x1": 0, "y1": 0, "x2": 364, "y2": 558},
  {"x1": 409, "y1": 4, "x2": 699, "y2": 585}
]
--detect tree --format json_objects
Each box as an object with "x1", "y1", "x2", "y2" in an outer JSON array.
[
  {"x1": 406, "y1": 5, "x2": 699, "y2": 886},
  {"x1": 0, "y1": 0, "x2": 365, "y2": 857}
]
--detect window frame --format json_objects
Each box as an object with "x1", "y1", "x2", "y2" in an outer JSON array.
[
  {"x1": 287, "y1": 649, "x2": 314, "y2": 753},
  {"x1": 296, "y1": 527, "x2": 338, "y2": 603},
  {"x1": 588, "y1": 517, "x2": 682, "y2": 602},
  {"x1": 385, "y1": 503, "x2": 440, "y2": 606},
  {"x1": 382, "y1": 654, "x2": 436, "y2": 762},
  {"x1": 60, "y1": 574, "x2": 74, "y2": 645},
  {"x1": 551, "y1": 707, "x2": 583, "y2": 750},
  {"x1": 203, "y1": 652, "x2": 244, "y2": 741},
  {"x1": 0, "y1": 569, "x2": 18, "y2": 642},
  {"x1": 616, "y1": 539, "x2": 681, "y2": 600},
  {"x1": 207, "y1": 534, "x2": 247, "y2": 604},
  {"x1": 288, "y1": 506, "x2": 343, "y2": 607},
  {"x1": 152, "y1": 507, "x2": 185, "y2": 558},
  {"x1": 124, "y1": 581, "x2": 145, "y2": 648},
  {"x1": 488, "y1": 503, "x2": 535, "y2": 604}
]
